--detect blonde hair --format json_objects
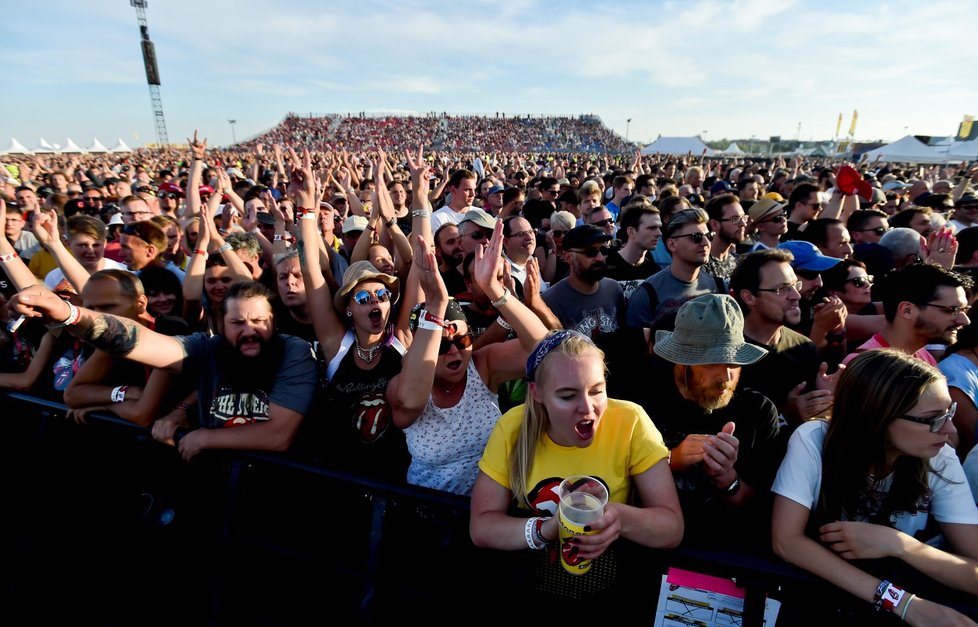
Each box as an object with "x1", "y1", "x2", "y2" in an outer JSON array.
[
  {"x1": 509, "y1": 333, "x2": 605, "y2": 508},
  {"x1": 549, "y1": 210, "x2": 576, "y2": 232}
]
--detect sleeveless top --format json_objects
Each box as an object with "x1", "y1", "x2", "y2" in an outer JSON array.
[
  {"x1": 322, "y1": 329, "x2": 410, "y2": 481},
  {"x1": 404, "y1": 359, "x2": 501, "y2": 495}
]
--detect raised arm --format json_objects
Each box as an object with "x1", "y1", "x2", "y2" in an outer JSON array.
[
  {"x1": 31, "y1": 209, "x2": 92, "y2": 293},
  {"x1": 0, "y1": 201, "x2": 42, "y2": 291},
  {"x1": 10, "y1": 285, "x2": 188, "y2": 372},
  {"x1": 388, "y1": 237, "x2": 447, "y2": 428},
  {"x1": 184, "y1": 130, "x2": 207, "y2": 218}
]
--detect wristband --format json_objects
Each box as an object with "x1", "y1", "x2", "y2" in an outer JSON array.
[
  {"x1": 0, "y1": 251, "x2": 18, "y2": 262},
  {"x1": 193, "y1": 249, "x2": 209, "y2": 259},
  {"x1": 524, "y1": 517, "x2": 546, "y2": 550},
  {"x1": 53, "y1": 302, "x2": 81, "y2": 328},
  {"x1": 496, "y1": 316, "x2": 513, "y2": 331},
  {"x1": 215, "y1": 243, "x2": 232, "y2": 255},
  {"x1": 366, "y1": 224, "x2": 376, "y2": 233},
  {"x1": 900, "y1": 594, "x2": 915, "y2": 621},
  {"x1": 111, "y1": 385, "x2": 128, "y2": 403},
  {"x1": 273, "y1": 234, "x2": 284, "y2": 241},
  {"x1": 300, "y1": 212, "x2": 318, "y2": 221},
  {"x1": 881, "y1": 582, "x2": 906, "y2": 613},
  {"x1": 411, "y1": 209, "x2": 431, "y2": 218},
  {"x1": 533, "y1": 516, "x2": 551, "y2": 546},
  {"x1": 490, "y1": 288, "x2": 510, "y2": 309},
  {"x1": 415, "y1": 309, "x2": 447, "y2": 332},
  {"x1": 218, "y1": 228, "x2": 230, "y2": 236}
]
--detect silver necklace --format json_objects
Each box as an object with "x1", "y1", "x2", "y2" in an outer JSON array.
[{"x1": 355, "y1": 336, "x2": 381, "y2": 363}]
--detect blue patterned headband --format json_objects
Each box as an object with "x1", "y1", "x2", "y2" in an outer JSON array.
[{"x1": 525, "y1": 330, "x2": 594, "y2": 382}]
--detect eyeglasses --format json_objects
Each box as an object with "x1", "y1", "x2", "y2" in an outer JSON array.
[
  {"x1": 900, "y1": 402, "x2": 956, "y2": 433},
  {"x1": 122, "y1": 210, "x2": 152, "y2": 219},
  {"x1": 853, "y1": 226, "x2": 889, "y2": 236},
  {"x1": 670, "y1": 231, "x2": 715, "y2": 244},
  {"x1": 591, "y1": 218, "x2": 614, "y2": 228},
  {"x1": 507, "y1": 229, "x2": 534, "y2": 239},
  {"x1": 351, "y1": 287, "x2": 391, "y2": 305},
  {"x1": 438, "y1": 333, "x2": 472, "y2": 355},
  {"x1": 845, "y1": 275, "x2": 874, "y2": 288},
  {"x1": 719, "y1": 214, "x2": 748, "y2": 224},
  {"x1": 162, "y1": 192, "x2": 181, "y2": 200},
  {"x1": 755, "y1": 281, "x2": 802, "y2": 297},
  {"x1": 568, "y1": 246, "x2": 613, "y2": 258},
  {"x1": 920, "y1": 302, "x2": 970, "y2": 316}
]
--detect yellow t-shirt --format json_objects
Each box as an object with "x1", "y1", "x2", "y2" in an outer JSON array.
[
  {"x1": 478, "y1": 398, "x2": 668, "y2": 514},
  {"x1": 28, "y1": 249, "x2": 59, "y2": 281}
]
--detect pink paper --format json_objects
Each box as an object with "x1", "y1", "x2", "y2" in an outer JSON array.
[{"x1": 666, "y1": 567, "x2": 745, "y2": 599}]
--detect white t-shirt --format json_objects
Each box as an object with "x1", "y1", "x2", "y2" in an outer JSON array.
[
  {"x1": 429, "y1": 205, "x2": 471, "y2": 232},
  {"x1": 44, "y1": 258, "x2": 129, "y2": 289},
  {"x1": 773, "y1": 421, "x2": 978, "y2": 536}
]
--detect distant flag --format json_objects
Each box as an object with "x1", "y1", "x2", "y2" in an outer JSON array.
[
  {"x1": 835, "y1": 113, "x2": 843, "y2": 139},
  {"x1": 960, "y1": 115, "x2": 974, "y2": 140},
  {"x1": 848, "y1": 110, "x2": 858, "y2": 137}
]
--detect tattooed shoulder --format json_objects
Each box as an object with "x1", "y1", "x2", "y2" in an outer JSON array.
[{"x1": 84, "y1": 315, "x2": 139, "y2": 355}]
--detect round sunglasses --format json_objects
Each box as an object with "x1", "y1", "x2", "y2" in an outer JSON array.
[{"x1": 351, "y1": 287, "x2": 392, "y2": 305}]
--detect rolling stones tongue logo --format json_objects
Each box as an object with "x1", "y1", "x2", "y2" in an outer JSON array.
[{"x1": 352, "y1": 392, "x2": 392, "y2": 443}]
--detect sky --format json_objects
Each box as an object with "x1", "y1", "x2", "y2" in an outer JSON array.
[{"x1": 4, "y1": 0, "x2": 977, "y2": 150}]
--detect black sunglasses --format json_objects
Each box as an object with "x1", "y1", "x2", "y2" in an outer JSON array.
[
  {"x1": 568, "y1": 246, "x2": 613, "y2": 258},
  {"x1": 591, "y1": 218, "x2": 614, "y2": 228},
  {"x1": 162, "y1": 192, "x2": 181, "y2": 200},
  {"x1": 795, "y1": 268, "x2": 821, "y2": 281},
  {"x1": 439, "y1": 333, "x2": 472, "y2": 355},
  {"x1": 466, "y1": 230, "x2": 489, "y2": 241},
  {"x1": 551, "y1": 230, "x2": 566, "y2": 237},
  {"x1": 671, "y1": 231, "x2": 715, "y2": 244},
  {"x1": 853, "y1": 226, "x2": 888, "y2": 236},
  {"x1": 845, "y1": 275, "x2": 874, "y2": 288}
]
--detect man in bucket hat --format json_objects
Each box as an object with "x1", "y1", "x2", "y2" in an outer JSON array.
[{"x1": 635, "y1": 294, "x2": 783, "y2": 549}]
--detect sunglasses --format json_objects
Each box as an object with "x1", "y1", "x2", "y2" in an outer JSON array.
[
  {"x1": 845, "y1": 275, "x2": 874, "y2": 288},
  {"x1": 162, "y1": 192, "x2": 181, "y2": 200},
  {"x1": 794, "y1": 268, "x2": 821, "y2": 281},
  {"x1": 568, "y1": 246, "x2": 613, "y2": 258},
  {"x1": 853, "y1": 226, "x2": 888, "y2": 236},
  {"x1": 760, "y1": 212, "x2": 786, "y2": 224},
  {"x1": 900, "y1": 402, "x2": 956, "y2": 433},
  {"x1": 551, "y1": 230, "x2": 566, "y2": 237},
  {"x1": 84, "y1": 196, "x2": 103, "y2": 203},
  {"x1": 591, "y1": 218, "x2": 614, "y2": 228},
  {"x1": 670, "y1": 231, "x2": 715, "y2": 244},
  {"x1": 466, "y1": 230, "x2": 489, "y2": 241},
  {"x1": 351, "y1": 287, "x2": 391, "y2": 305},
  {"x1": 439, "y1": 333, "x2": 473, "y2": 355}
]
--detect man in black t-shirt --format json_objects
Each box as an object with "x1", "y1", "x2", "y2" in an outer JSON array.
[
  {"x1": 604, "y1": 199, "x2": 661, "y2": 299},
  {"x1": 637, "y1": 294, "x2": 783, "y2": 550}
]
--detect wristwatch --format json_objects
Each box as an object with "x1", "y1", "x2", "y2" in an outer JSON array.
[{"x1": 722, "y1": 474, "x2": 741, "y2": 496}]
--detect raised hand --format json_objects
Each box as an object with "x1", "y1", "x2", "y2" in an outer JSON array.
[
  {"x1": 188, "y1": 130, "x2": 207, "y2": 160},
  {"x1": 472, "y1": 221, "x2": 507, "y2": 301}
]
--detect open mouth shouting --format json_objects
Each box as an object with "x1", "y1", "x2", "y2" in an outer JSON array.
[{"x1": 575, "y1": 419, "x2": 595, "y2": 441}]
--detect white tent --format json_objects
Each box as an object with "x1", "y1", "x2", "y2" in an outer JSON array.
[
  {"x1": 722, "y1": 142, "x2": 746, "y2": 156},
  {"x1": 947, "y1": 139, "x2": 978, "y2": 162},
  {"x1": 1, "y1": 138, "x2": 32, "y2": 155},
  {"x1": 86, "y1": 138, "x2": 109, "y2": 153},
  {"x1": 62, "y1": 138, "x2": 84, "y2": 153},
  {"x1": 109, "y1": 138, "x2": 133, "y2": 153},
  {"x1": 641, "y1": 136, "x2": 715, "y2": 156},
  {"x1": 861, "y1": 135, "x2": 947, "y2": 164},
  {"x1": 34, "y1": 138, "x2": 56, "y2": 153}
]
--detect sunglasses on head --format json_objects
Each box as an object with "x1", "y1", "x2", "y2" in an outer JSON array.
[
  {"x1": 846, "y1": 275, "x2": 874, "y2": 288},
  {"x1": 569, "y1": 246, "x2": 613, "y2": 258},
  {"x1": 351, "y1": 287, "x2": 391, "y2": 305},
  {"x1": 439, "y1": 333, "x2": 472, "y2": 355}
]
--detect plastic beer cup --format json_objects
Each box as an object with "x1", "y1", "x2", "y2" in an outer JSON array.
[{"x1": 557, "y1": 475, "x2": 609, "y2": 575}]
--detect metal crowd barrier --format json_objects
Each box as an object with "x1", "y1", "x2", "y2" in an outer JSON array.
[{"x1": 1, "y1": 391, "x2": 974, "y2": 626}]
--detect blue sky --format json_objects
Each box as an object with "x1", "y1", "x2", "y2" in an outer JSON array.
[{"x1": 4, "y1": 0, "x2": 976, "y2": 150}]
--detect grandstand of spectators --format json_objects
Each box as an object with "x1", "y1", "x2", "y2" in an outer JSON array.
[{"x1": 237, "y1": 112, "x2": 635, "y2": 153}]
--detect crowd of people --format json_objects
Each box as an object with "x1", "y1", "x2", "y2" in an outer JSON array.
[
  {"x1": 241, "y1": 113, "x2": 633, "y2": 153},
  {"x1": 3, "y1": 131, "x2": 978, "y2": 623}
]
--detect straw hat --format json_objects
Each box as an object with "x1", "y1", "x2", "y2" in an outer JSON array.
[
  {"x1": 654, "y1": 295, "x2": 767, "y2": 366},
  {"x1": 334, "y1": 261, "x2": 400, "y2": 311}
]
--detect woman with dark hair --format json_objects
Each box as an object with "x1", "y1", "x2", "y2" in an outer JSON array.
[
  {"x1": 772, "y1": 349, "x2": 978, "y2": 625},
  {"x1": 820, "y1": 259, "x2": 884, "y2": 347},
  {"x1": 138, "y1": 265, "x2": 184, "y2": 319}
]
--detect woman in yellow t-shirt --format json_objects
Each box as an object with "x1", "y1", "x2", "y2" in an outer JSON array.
[{"x1": 469, "y1": 330, "x2": 683, "y2": 569}]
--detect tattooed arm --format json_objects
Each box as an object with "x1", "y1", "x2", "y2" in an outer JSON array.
[{"x1": 10, "y1": 285, "x2": 188, "y2": 373}]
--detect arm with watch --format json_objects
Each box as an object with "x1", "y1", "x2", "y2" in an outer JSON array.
[{"x1": 669, "y1": 421, "x2": 749, "y2": 505}]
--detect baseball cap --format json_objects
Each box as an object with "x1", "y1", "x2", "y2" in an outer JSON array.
[
  {"x1": 778, "y1": 240, "x2": 842, "y2": 272},
  {"x1": 342, "y1": 215, "x2": 369, "y2": 234},
  {"x1": 882, "y1": 180, "x2": 912, "y2": 192},
  {"x1": 562, "y1": 224, "x2": 613, "y2": 250},
  {"x1": 458, "y1": 208, "x2": 497, "y2": 231}
]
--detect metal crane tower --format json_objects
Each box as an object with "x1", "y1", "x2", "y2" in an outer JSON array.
[{"x1": 130, "y1": 0, "x2": 169, "y2": 147}]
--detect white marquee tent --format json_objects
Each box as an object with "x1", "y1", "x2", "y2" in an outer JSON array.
[
  {"x1": 62, "y1": 138, "x2": 84, "y2": 153},
  {"x1": 109, "y1": 138, "x2": 133, "y2": 153},
  {"x1": 946, "y1": 139, "x2": 978, "y2": 162},
  {"x1": 86, "y1": 138, "x2": 109, "y2": 153},
  {"x1": 722, "y1": 142, "x2": 746, "y2": 156},
  {"x1": 641, "y1": 136, "x2": 716, "y2": 156},
  {"x1": 861, "y1": 135, "x2": 947, "y2": 164},
  {"x1": 33, "y1": 138, "x2": 56, "y2": 153},
  {"x1": 1, "y1": 138, "x2": 32, "y2": 155}
]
